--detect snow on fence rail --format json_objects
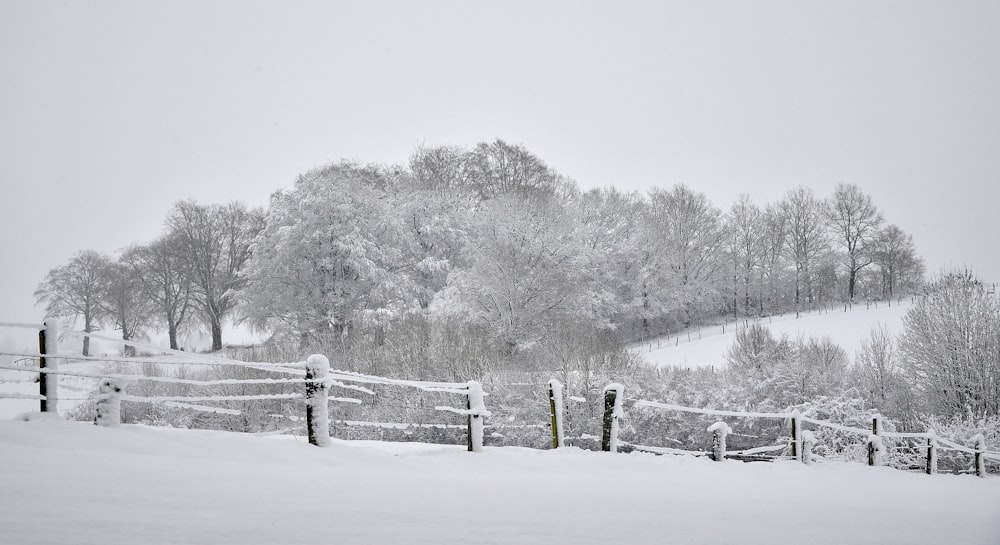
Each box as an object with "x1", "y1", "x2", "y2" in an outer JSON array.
[
  {"x1": 0, "y1": 322, "x2": 490, "y2": 452},
  {"x1": 591, "y1": 383, "x2": 999, "y2": 477}
]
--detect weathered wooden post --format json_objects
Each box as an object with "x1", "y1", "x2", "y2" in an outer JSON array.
[
  {"x1": 925, "y1": 430, "x2": 938, "y2": 475},
  {"x1": 789, "y1": 411, "x2": 802, "y2": 461},
  {"x1": 801, "y1": 430, "x2": 816, "y2": 465},
  {"x1": 548, "y1": 379, "x2": 564, "y2": 449},
  {"x1": 466, "y1": 380, "x2": 488, "y2": 452},
  {"x1": 94, "y1": 378, "x2": 124, "y2": 427},
  {"x1": 708, "y1": 421, "x2": 730, "y2": 461},
  {"x1": 601, "y1": 383, "x2": 623, "y2": 452},
  {"x1": 973, "y1": 433, "x2": 986, "y2": 478},
  {"x1": 38, "y1": 320, "x2": 59, "y2": 414},
  {"x1": 304, "y1": 354, "x2": 330, "y2": 447},
  {"x1": 867, "y1": 415, "x2": 884, "y2": 467}
]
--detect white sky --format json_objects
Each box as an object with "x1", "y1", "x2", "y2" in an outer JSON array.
[{"x1": 1, "y1": 1, "x2": 998, "y2": 334}]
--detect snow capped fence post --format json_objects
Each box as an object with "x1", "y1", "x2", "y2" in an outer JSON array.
[
  {"x1": 601, "y1": 383, "x2": 623, "y2": 453},
  {"x1": 38, "y1": 320, "x2": 59, "y2": 414},
  {"x1": 790, "y1": 411, "x2": 802, "y2": 462},
  {"x1": 304, "y1": 354, "x2": 330, "y2": 447},
  {"x1": 867, "y1": 415, "x2": 884, "y2": 467},
  {"x1": 94, "y1": 378, "x2": 124, "y2": 427},
  {"x1": 973, "y1": 434, "x2": 986, "y2": 478},
  {"x1": 708, "y1": 421, "x2": 730, "y2": 461},
  {"x1": 801, "y1": 430, "x2": 816, "y2": 465},
  {"x1": 548, "y1": 379, "x2": 564, "y2": 449},
  {"x1": 466, "y1": 380, "x2": 488, "y2": 452},
  {"x1": 925, "y1": 430, "x2": 937, "y2": 476}
]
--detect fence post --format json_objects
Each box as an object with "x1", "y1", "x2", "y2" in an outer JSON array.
[
  {"x1": 548, "y1": 379, "x2": 564, "y2": 449},
  {"x1": 601, "y1": 383, "x2": 623, "y2": 452},
  {"x1": 708, "y1": 421, "x2": 730, "y2": 461},
  {"x1": 973, "y1": 433, "x2": 986, "y2": 478},
  {"x1": 304, "y1": 354, "x2": 330, "y2": 447},
  {"x1": 38, "y1": 320, "x2": 59, "y2": 414},
  {"x1": 925, "y1": 430, "x2": 937, "y2": 475},
  {"x1": 867, "y1": 415, "x2": 883, "y2": 467},
  {"x1": 801, "y1": 430, "x2": 816, "y2": 465},
  {"x1": 790, "y1": 411, "x2": 801, "y2": 462},
  {"x1": 467, "y1": 380, "x2": 488, "y2": 452},
  {"x1": 94, "y1": 378, "x2": 124, "y2": 427}
]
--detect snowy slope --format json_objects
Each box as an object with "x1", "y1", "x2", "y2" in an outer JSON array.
[
  {"x1": 637, "y1": 301, "x2": 912, "y2": 370},
  {"x1": 1, "y1": 418, "x2": 998, "y2": 545}
]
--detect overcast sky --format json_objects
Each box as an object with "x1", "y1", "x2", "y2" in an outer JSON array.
[{"x1": 1, "y1": 1, "x2": 998, "y2": 335}]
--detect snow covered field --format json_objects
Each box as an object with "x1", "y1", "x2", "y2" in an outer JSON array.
[
  {"x1": 638, "y1": 301, "x2": 912, "y2": 369},
  {"x1": 1, "y1": 417, "x2": 998, "y2": 545}
]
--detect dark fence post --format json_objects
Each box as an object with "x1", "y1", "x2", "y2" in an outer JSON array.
[
  {"x1": 601, "y1": 384, "x2": 623, "y2": 452},
  {"x1": 925, "y1": 430, "x2": 937, "y2": 475},
  {"x1": 867, "y1": 415, "x2": 883, "y2": 467},
  {"x1": 973, "y1": 434, "x2": 986, "y2": 478},
  {"x1": 790, "y1": 411, "x2": 801, "y2": 461},
  {"x1": 548, "y1": 379, "x2": 564, "y2": 449},
  {"x1": 304, "y1": 354, "x2": 330, "y2": 447},
  {"x1": 38, "y1": 320, "x2": 59, "y2": 414}
]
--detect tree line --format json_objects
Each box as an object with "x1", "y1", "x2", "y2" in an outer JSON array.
[{"x1": 36, "y1": 139, "x2": 924, "y2": 358}]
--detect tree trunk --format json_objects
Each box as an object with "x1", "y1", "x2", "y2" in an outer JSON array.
[
  {"x1": 168, "y1": 323, "x2": 179, "y2": 350},
  {"x1": 848, "y1": 269, "x2": 857, "y2": 300},
  {"x1": 83, "y1": 318, "x2": 92, "y2": 357},
  {"x1": 210, "y1": 317, "x2": 223, "y2": 351}
]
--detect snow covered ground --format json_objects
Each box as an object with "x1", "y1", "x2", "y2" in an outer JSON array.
[
  {"x1": 1, "y1": 418, "x2": 998, "y2": 545},
  {"x1": 637, "y1": 301, "x2": 912, "y2": 369}
]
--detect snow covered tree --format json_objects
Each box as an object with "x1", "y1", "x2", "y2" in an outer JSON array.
[
  {"x1": 824, "y1": 184, "x2": 883, "y2": 301},
  {"x1": 167, "y1": 200, "x2": 265, "y2": 351},
  {"x1": 898, "y1": 270, "x2": 1000, "y2": 417},
  {"x1": 758, "y1": 203, "x2": 788, "y2": 314},
  {"x1": 781, "y1": 187, "x2": 828, "y2": 308},
  {"x1": 645, "y1": 184, "x2": 726, "y2": 324},
  {"x1": 726, "y1": 195, "x2": 763, "y2": 317},
  {"x1": 853, "y1": 325, "x2": 913, "y2": 419},
  {"x1": 242, "y1": 162, "x2": 420, "y2": 345},
  {"x1": 870, "y1": 224, "x2": 923, "y2": 298},
  {"x1": 100, "y1": 260, "x2": 154, "y2": 356},
  {"x1": 465, "y1": 139, "x2": 563, "y2": 200},
  {"x1": 123, "y1": 235, "x2": 195, "y2": 350},
  {"x1": 433, "y1": 194, "x2": 593, "y2": 354},
  {"x1": 34, "y1": 250, "x2": 112, "y2": 356}
]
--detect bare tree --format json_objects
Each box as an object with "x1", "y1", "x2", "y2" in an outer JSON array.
[
  {"x1": 871, "y1": 224, "x2": 922, "y2": 298},
  {"x1": 899, "y1": 270, "x2": 1000, "y2": 417},
  {"x1": 168, "y1": 201, "x2": 265, "y2": 351},
  {"x1": 825, "y1": 183, "x2": 883, "y2": 300},
  {"x1": 758, "y1": 203, "x2": 787, "y2": 314},
  {"x1": 123, "y1": 236, "x2": 194, "y2": 350},
  {"x1": 465, "y1": 139, "x2": 561, "y2": 200},
  {"x1": 34, "y1": 250, "x2": 112, "y2": 356},
  {"x1": 647, "y1": 184, "x2": 726, "y2": 323},
  {"x1": 782, "y1": 187, "x2": 828, "y2": 309},
  {"x1": 100, "y1": 260, "x2": 154, "y2": 356},
  {"x1": 726, "y1": 194, "x2": 763, "y2": 317}
]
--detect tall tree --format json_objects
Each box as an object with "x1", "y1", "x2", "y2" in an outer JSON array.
[
  {"x1": 782, "y1": 187, "x2": 827, "y2": 309},
  {"x1": 899, "y1": 270, "x2": 1000, "y2": 417},
  {"x1": 123, "y1": 236, "x2": 194, "y2": 350},
  {"x1": 647, "y1": 184, "x2": 726, "y2": 323},
  {"x1": 100, "y1": 260, "x2": 154, "y2": 356},
  {"x1": 758, "y1": 203, "x2": 787, "y2": 314},
  {"x1": 242, "y1": 162, "x2": 418, "y2": 345},
  {"x1": 824, "y1": 183, "x2": 883, "y2": 300},
  {"x1": 871, "y1": 224, "x2": 921, "y2": 298},
  {"x1": 726, "y1": 195, "x2": 763, "y2": 316},
  {"x1": 465, "y1": 139, "x2": 562, "y2": 200},
  {"x1": 34, "y1": 250, "x2": 112, "y2": 356},
  {"x1": 168, "y1": 200, "x2": 265, "y2": 351}
]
